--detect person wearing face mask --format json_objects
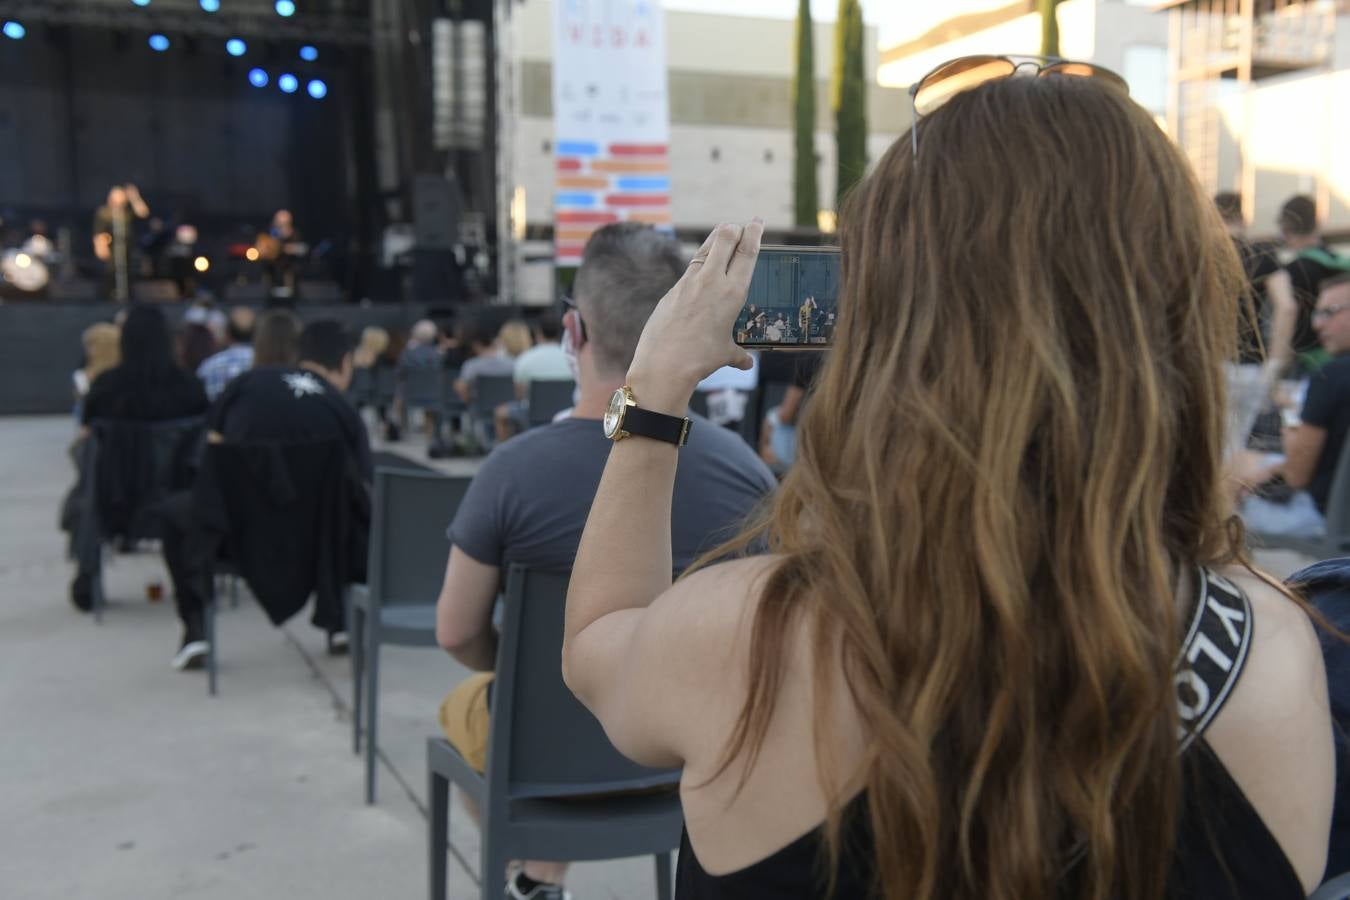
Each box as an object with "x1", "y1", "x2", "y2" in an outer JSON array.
[{"x1": 432, "y1": 223, "x2": 776, "y2": 900}]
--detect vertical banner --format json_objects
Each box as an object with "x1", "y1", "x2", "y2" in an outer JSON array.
[{"x1": 552, "y1": 0, "x2": 671, "y2": 266}]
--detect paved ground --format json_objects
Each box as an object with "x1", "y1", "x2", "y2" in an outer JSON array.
[{"x1": 0, "y1": 416, "x2": 661, "y2": 900}]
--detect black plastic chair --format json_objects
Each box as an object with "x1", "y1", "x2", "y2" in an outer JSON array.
[
  {"x1": 427, "y1": 566, "x2": 681, "y2": 900},
  {"x1": 527, "y1": 379, "x2": 575, "y2": 427},
  {"x1": 1313, "y1": 872, "x2": 1350, "y2": 900},
  {"x1": 351, "y1": 466, "x2": 472, "y2": 803},
  {"x1": 73, "y1": 416, "x2": 207, "y2": 622}
]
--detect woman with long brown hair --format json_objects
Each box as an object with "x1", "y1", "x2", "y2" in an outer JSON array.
[{"x1": 563, "y1": 65, "x2": 1333, "y2": 899}]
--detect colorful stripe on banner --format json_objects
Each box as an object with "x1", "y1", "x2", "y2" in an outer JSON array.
[
  {"x1": 556, "y1": 228, "x2": 600, "y2": 243},
  {"x1": 555, "y1": 193, "x2": 598, "y2": 207},
  {"x1": 627, "y1": 211, "x2": 673, "y2": 225},
  {"x1": 558, "y1": 211, "x2": 620, "y2": 224},
  {"x1": 556, "y1": 141, "x2": 600, "y2": 157},
  {"x1": 590, "y1": 159, "x2": 668, "y2": 174},
  {"x1": 615, "y1": 176, "x2": 669, "y2": 192},
  {"x1": 609, "y1": 144, "x2": 668, "y2": 156},
  {"x1": 556, "y1": 244, "x2": 588, "y2": 260},
  {"x1": 605, "y1": 194, "x2": 670, "y2": 207},
  {"x1": 556, "y1": 158, "x2": 583, "y2": 172},
  {"x1": 556, "y1": 176, "x2": 610, "y2": 189}
]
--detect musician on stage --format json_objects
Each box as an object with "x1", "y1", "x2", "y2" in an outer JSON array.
[
  {"x1": 258, "y1": 208, "x2": 307, "y2": 300},
  {"x1": 93, "y1": 184, "x2": 150, "y2": 302},
  {"x1": 798, "y1": 294, "x2": 818, "y2": 344}
]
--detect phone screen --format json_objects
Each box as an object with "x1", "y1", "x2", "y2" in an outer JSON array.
[{"x1": 735, "y1": 246, "x2": 839, "y2": 349}]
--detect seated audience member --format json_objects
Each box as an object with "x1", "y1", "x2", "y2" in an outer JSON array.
[
  {"x1": 196, "y1": 306, "x2": 256, "y2": 402},
  {"x1": 1279, "y1": 194, "x2": 1350, "y2": 375},
  {"x1": 211, "y1": 320, "x2": 372, "y2": 483},
  {"x1": 496, "y1": 319, "x2": 534, "y2": 360},
  {"x1": 452, "y1": 319, "x2": 515, "y2": 405},
  {"x1": 72, "y1": 322, "x2": 121, "y2": 419},
  {"x1": 494, "y1": 312, "x2": 573, "y2": 441},
  {"x1": 435, "y1": 223, "x2": 776, "y2": 900},
  {"x1": 757, "y1": 352, "x2": 823, "y2": 475},
  {"x1": 1241, "y1": 273, "x2": 1350, "y2": 537},
  {"x1": 73, "y1": 306, "x2": 209, "y2": 613},
  {"x1": 1215, "y1": 191, "x2": 1297, "y2": 456},
  {"x1": 396, "y1": 319, "x2": 444, "y2": 439},
  {"x1": 563, "y1": 73, "x2": 1332, "y2": 900},
  {"x1": 176, "y1": 323, "x2": 218, "y2": 378},
  {"x1": 353, "y1": 326, "x2": 397, "y2": 440},
  {"x1": 251, "y1": 308, "x2": 302, "y2": 368}
]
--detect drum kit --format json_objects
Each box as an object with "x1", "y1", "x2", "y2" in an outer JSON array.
[{"x1": 0, "y1": 235, "x2": 53, "y2": 299}]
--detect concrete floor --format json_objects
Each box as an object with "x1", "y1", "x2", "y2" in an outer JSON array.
[{"x1": 0, "y1": 416, "x2": 661, "y2": 900}]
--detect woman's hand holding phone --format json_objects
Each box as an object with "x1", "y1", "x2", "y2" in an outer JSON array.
[{"x1": 625, "y1": 220, "x2": 762, "y2": 416}]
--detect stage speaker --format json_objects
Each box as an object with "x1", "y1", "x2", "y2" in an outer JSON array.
[{"x1": 413, "y1": 173, "x2": 463, "y2": 250}]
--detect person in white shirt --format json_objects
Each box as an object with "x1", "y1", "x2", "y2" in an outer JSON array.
[{"x1": 495, "y1": 313, "x2": 575, "y2": 441}]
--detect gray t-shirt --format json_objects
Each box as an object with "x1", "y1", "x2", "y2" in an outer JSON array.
[
  {"x1": 459, "y1": 353, "x2": 515, "y2": 388},
  {"x1": 448, "y1": 414, "x2": 776, "y2": 572}
]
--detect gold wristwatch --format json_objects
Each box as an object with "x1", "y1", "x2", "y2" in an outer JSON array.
[{"x1": 603, "y1": 386, "x2": 692, "y2": 447}]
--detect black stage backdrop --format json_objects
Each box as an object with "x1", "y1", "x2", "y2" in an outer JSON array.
[{"x1": 0, "y1": 24, "x2": 358, "y2": 255}]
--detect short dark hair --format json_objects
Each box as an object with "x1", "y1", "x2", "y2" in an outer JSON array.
[
  {"x1": 1279, "y1": 194, "x2": 1318, "y2": 237},
  {"x1": 457, "y1": 317, "x2": 495, "y2": 350},
  {"x1": 573, "y1": 223, "x2": 686, "y2": 375},
  {"x1": 1213, "y1": 191, "x2": 1242, "y2": 223},
  {"x1": 298, "y1": 320, "x2": 354, "y2": 371},
  {"x1": 1320, "y1": 272, "x2": 1350, "y2": 295},
  {"x1": 535, "y1": 311, "x2": 563, "y2": 342},
  {"x1": 252, "y1": 309, "x2": 301, "y2": 367},
  {"x1": 226, "y1": 306, "x2": 255, "y2": 345}
]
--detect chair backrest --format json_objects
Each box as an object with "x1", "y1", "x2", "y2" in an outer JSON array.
[
  {"x1": 472, "y1": 374, "x2": 517, "y2": 417},
  {"x1": 86, "y1": 415, "x2": 207, "y2": 540},
  {"x1": 368, "y1": 467, "x2": 471, "y2": 608},
  {"x1": 402, "y1": 366, "x2": 444, "y2": 410},
  {"x1": 487, "y1": 565, "x2": 680, "y2": 799},
  {"x1": 527, "y1": 379, "x2": 576, "y2": 426},
  {"x1": 348, "y1": 366, "x2": 374, "y2": 407},
  {"x1": 372, "y1": 363, "x2": 398, "y2": 406},
  {"x1": 1311, "y1": 871, "x2": 1350, "y2": 900},
  {"x1": 1323, "y1": 437, "x2": 1350, "y2": 551}
]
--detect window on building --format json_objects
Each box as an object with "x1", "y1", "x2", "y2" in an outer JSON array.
[{"x1": 1123, "y1": 44, "x2": 1168, "y2": 116}]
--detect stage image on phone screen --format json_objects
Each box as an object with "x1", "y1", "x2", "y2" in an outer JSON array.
[{"x1": 735, "y1": 247, "x2": 839, "y2": 348}]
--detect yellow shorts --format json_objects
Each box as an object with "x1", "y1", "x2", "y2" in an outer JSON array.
[{"x1": 438, "y1": 672, "x2": 494, "y2": 774}]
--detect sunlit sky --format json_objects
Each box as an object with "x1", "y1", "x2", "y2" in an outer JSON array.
[{"x1": 661, "y1": 0, "x2": 908, "y2": 46}]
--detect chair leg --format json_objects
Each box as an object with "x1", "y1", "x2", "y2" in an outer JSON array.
[
  {"x1": 229, "y1": 574, "x2": 239, "y2": 609},
  {"x1": 351, "y1": 602, "x2": 365, "y2": 755},
  {"x1": 364, "y1": 628, "x2": 380, "y2": 804},
  {"x1": 206, "y1": 593, "x2": 218, "y2": 697},
  {"x1": 428, "y1": 766, "x2": 449, "y2": 900},
  {"x1": 479, "y1": 829, "x2": 510, "y2": 900},
  {"x1": 92, "y1": 546, "x2": 106, "y2": 625},
  {"x1": 655, "y1": 851, "x2": 673, "y2": 900}
]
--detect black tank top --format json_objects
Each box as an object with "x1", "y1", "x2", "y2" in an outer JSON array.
[{"x1": 675, "y1": 568, "x2": 1306, "y2": 899}]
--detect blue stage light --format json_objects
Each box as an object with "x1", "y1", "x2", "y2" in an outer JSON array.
[
  {"x1": 2, "y1": 22, "x2": 24, "y2": 40},
  {"x1": 279, "y1": 73, "x2": 299, "y2": 94},
  {"x1": 226, "y1": 38, "x2": 246, "y2": 57},
  {"x1": 306, "y1": 79, "x2": 327, "y2": 100},
  {"x1": 149, "y1": 34, "x2": 170, "y2": 52},
  {"x1": 275, "y1": 1, "x2": 296, "y2": 17},
  {"x1": 248, "y1": 68, "x2": 269, "y2": 88},
  {"x1": 299, "y1": 45, "x2": 318, "y2": 62},
  {"x1": 200, "y1": 0, "x2": 220, "y2": 11},
  {"x1": 132, "y1": 0, "x2": 151, "y2": 7}
]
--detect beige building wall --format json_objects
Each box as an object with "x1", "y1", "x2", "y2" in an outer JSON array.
[{"x1": 510, "y1": 0, "x2": 910, "y2": 234}]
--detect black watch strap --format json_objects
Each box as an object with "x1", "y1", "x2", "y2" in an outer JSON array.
[{"x1": 624, "y1": 405, "x2": 691, "y2": 446}]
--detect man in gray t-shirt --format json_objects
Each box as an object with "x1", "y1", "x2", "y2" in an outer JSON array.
[{"x1": 433, "y1": 223, "x2": 775, "y2": 900}]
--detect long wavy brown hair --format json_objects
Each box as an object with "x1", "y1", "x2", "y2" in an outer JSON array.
[{"x1": 703, "y1": 75, "x2": 1250, "y2": 899}]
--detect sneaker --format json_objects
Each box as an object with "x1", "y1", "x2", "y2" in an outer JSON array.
[
  {"x1": 172, "y1": 634, "x2": 209, "y2": 671},
  {"x1": 327, "y1": 631, "x2": 349, "y2": 656},
  {"x1": 505, "y1": 871, "x2": 569, "y2": 900}
]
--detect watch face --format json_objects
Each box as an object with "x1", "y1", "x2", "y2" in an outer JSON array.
[{"x1": 603, "y1": 388, "x2": 628, "y2": 438}]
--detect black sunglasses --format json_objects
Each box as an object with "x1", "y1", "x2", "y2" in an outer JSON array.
[{"x1": 908, "y1": 54, "x2": 1129, "y2": 158}]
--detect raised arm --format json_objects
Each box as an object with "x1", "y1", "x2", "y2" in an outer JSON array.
[{"x1": 563, "y1": 221, "x2": 762, "y2": 763}]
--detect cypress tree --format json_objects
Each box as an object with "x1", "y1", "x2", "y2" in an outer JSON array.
[
  {"x1": 792, "y1": 0, "x2": 819, "y2": 228},
  {"x1": 1039, "y1": 0, "x2": 1062, "y2": 58},
  {"x1": 833, "y1": 0, "x2": 867, "y2": 210}
]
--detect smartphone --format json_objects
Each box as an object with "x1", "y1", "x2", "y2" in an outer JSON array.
[{"x1": 735, "y1": 245, "x2": 840, "y2": 349}]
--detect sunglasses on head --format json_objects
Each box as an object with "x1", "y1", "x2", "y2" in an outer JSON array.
[{"x1": 908, "y1": 55, "x2": 1129, "y2": 158}]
